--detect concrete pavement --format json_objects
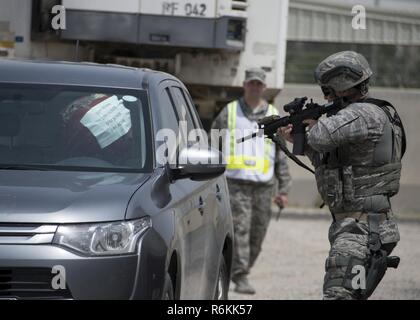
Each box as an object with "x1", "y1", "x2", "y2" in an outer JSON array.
[{"x1": 228, "y1": 211, "x2": 420, "y2": 300}]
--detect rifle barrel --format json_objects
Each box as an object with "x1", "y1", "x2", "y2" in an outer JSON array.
[
  {"x1": 236, "y1": 132, "x2": 258, "y2": 143},
  {"x1": 235, "y1": 98, "x2": 342, "y2": 144}
]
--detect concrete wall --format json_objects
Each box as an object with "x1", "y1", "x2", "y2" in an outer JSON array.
[{"x1": 275, "y1": 83, "x2": 420, "y2": 213}]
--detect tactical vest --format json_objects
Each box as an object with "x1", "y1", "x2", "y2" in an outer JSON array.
[
  {"x1": 225, "y1": 100, "x2": 278, "y2": 183},
  {"x1": 314, "y1": 98, "x2": 406, "y2": 214}
]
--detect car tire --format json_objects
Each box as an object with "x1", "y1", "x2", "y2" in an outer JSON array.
[
  {"x1": 162, "y1": 273, "x2": 175, "y2": 300},
  {"x1": 214, "y1": 255, "x2": 229, "y2": 300}
]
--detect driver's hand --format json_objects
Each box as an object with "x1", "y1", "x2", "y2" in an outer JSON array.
[{"x1": 277, "y1": 124, "x2": 293, "y2": 143}]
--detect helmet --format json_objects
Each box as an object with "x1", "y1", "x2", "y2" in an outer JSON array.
[{"x1": 314, "y1": 51, "x2": 373, "y2": 92}]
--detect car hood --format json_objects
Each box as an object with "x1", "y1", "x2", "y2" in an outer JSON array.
[{"x1": 0, "y1": 170, "x2": 151, "y2": 224}]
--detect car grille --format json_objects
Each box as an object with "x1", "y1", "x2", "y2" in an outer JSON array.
[
  {"x1": 0, "y1": 267, "x2": 72, "y2": 299},
  {"x1": 0, "y1": 224, "x2": 57, "y2": 244}
]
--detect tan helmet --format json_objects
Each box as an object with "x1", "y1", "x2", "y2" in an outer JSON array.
[{"x1": 314, "y1": 51, "x2": 373, "y2": 92}]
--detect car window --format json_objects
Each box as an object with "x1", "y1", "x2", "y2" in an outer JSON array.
[
  {"x1": 182, "y1": 88, "x2": 206, "y2": 142},
  {"x1": 158, "y1": 88, "x2": 180, "y2": 134},
  {"x1": 154, "y1": 87, "x2": 180, "y2": 166},
  {"x1": 180, "y1": 88, "x2": 203, "y2": 129},
  {"x1": 0, "y1": 83, "x2": 152, "y2": 173}
]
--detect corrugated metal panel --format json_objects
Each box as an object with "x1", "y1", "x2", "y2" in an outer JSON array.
[{"x1": 288, "y1": 1, "x2": 420, "y2": 45}]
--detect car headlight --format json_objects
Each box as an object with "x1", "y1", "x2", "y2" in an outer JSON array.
[{"x1": 53, "y1": 217, "x2": 152, "y2": 256}]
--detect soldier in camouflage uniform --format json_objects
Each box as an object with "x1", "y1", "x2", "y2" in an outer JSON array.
[
  {"x1": 279, "y1": 51, "x2": 405, "y2": 299},
  {"x1": 212, "y1": 68, "x2": 292, "y2": 294}
]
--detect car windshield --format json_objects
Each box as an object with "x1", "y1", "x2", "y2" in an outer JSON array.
[{"x1": 0, "y1": 83, "x2": 152, "y2": 173}]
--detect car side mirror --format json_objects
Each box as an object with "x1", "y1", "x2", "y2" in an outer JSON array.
[{"x1": 171, "y1": 145, "x2": 226, "y2": 181}]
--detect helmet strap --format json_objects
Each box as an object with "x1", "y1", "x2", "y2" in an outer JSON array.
[{"x1": 354, "y1": 79, "x2": 370, "y2": 96}]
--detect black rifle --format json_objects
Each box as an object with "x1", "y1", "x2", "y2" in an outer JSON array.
[{"x1": 237, "y1": 97, "x2": 344, "y2": 174}]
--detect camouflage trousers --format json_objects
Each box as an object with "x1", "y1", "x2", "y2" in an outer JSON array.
[
  {"x1": 227, "y1": 179, "x2": 274, "y2": 279},
  {"x1": 324, "y1": 212, "x2": 400, "y2": 300}
]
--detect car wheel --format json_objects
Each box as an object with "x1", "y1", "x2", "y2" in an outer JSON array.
[
  {"x1": 214, "y1": 255, "x2": 229, "y2": 300},
  {"x1": 162, "y1": 273, "x2": 175, "y2": 300}
]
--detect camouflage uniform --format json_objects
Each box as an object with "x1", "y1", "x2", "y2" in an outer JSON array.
[
  {"x1": 212, "y1": 98, "x2": 292, "y2": 279},
  {"x1": 306, "y1": 102, "x2": 401, "y2": 299},
  {"x1": 307, "y1": 51, "x2": 403, "y2": 299}
]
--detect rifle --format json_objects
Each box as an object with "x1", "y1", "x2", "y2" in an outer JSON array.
[{"x1": 237, "y1": 97, "x2": 344, "y2": 174}]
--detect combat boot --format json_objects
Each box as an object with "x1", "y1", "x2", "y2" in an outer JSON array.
[{"x1": 232, "y1": 275, "x2": 256, "y2": 295}]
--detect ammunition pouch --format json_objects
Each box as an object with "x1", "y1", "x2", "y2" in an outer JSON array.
[{"x1": 315, "y1": 164, "x2": 398, "y2": 213}]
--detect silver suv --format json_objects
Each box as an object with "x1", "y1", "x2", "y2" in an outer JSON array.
[{"x1": 0, "y1": 59, "x2": 233, "y2": 300}]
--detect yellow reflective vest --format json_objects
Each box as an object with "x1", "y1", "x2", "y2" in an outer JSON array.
[{"x1": 225, "y1": 100, "x2": 278, "y2": 183}]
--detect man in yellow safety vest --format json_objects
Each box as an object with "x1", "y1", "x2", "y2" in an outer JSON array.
[{"x1": 211, "y1": 68, "x2": 292, "y2": 294}]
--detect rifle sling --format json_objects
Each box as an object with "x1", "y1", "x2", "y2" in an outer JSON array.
[{"x1": 270, "y1": 134, "x2": 315, "y2": 174}]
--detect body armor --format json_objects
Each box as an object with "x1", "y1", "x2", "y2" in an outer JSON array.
[{"x1": 313, "y1": 98, "x2": 406, "y2": 214}]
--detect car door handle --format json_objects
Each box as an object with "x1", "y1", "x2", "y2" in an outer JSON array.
[
  {"x1": 197, "y1": 196, "x2": 205, "y2": 215},
  {"x1": 216, "y1": 184, "x2": 222, "y2": 202}
]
